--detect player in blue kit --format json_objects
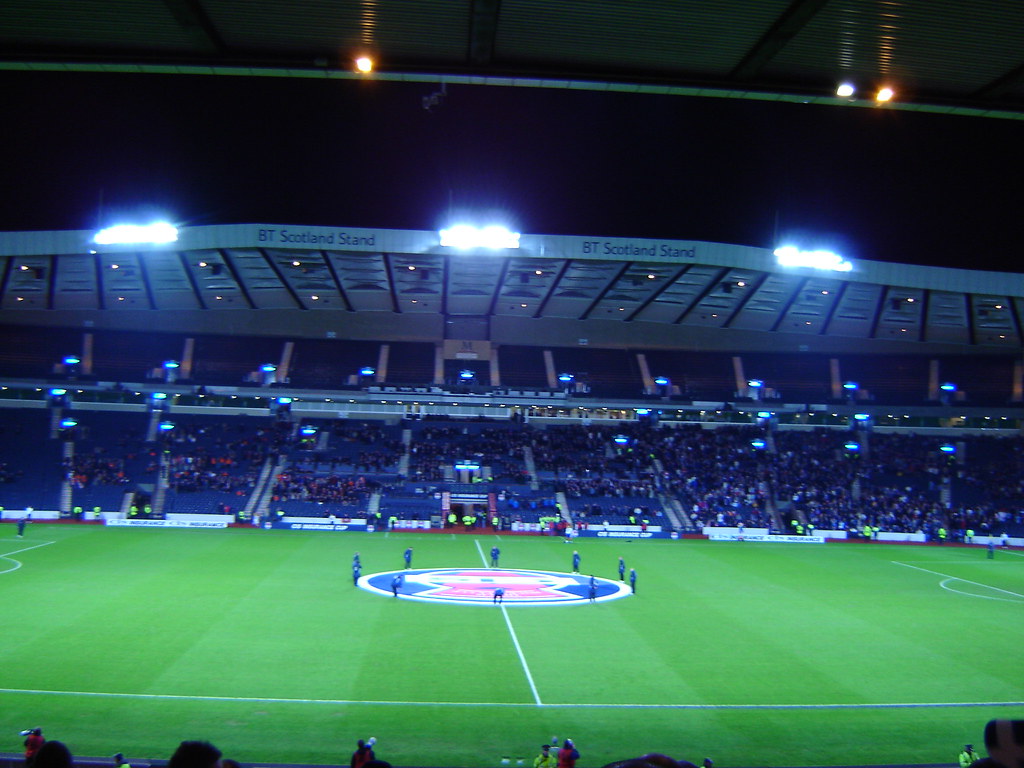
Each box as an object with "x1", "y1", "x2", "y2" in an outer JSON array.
[{"x1": 490, "y1": 545, "x2": 500, "y2": 567}]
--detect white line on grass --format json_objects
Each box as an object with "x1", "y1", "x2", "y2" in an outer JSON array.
[
  {"x1": 893, "y1": 561, "x2": 1024, "y2": 601},
  {"x1": 475, "y1": 538, "x2": 542, "y2": 705},
  {"x1": 0, "y1": 540, "x2": 56, "y2": 575},
  {"x1": 0, "y1": 687, "x2": 1020, "y2": 710}
]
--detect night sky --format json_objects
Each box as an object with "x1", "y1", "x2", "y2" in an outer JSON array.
[{"x1": 2, "y1": 70, "x2": 1021, "y2": 272}]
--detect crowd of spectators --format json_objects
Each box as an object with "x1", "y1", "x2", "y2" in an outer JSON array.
[{"x1": 272, "y1": 471, "x2": 376, "y2": 505}]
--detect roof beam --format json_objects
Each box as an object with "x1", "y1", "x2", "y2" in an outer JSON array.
[
  {"x1": 467, "y1": 0, "x2": 502, "y2": 66},
  {"x1": 974, "y1": 60, "x2": 1024, "y2": 100},
  {"x1": 731, "y1": 0, "x2": 829, "y2": 80},
  {"x1": 161, "y1": 0, "x2": 227, "y2": 55}
]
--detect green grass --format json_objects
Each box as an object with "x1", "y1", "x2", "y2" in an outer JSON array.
[{"x1": 1, "y1": 526, "x2": 1021, "y2": 767}]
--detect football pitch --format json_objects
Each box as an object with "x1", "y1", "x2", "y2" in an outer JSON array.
[{"x1": 1, "y1": 526, "x2": 1021, "y2": 768}]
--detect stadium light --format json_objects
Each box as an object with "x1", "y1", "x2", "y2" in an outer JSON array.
[
  {"x1": 747, "y1": 379, "x2": 764, "y2": 388},
  {"x1": 276, "y1": 397, "x2": 293, "y2": 405},
  {"x1": 636, "y1": 409, "x2": 650, "y2": 415},
  {"x1": 50, "y1": 388, "x2": 67, "y2": 396},
  {"x1": 750, "y1": 439, "x2": 767, "y2": 449},
  {"x1": 158, "y1": 421, "x2": 175, "y2": 431},
  {"x1": 844, "y1": 441, "x2": 861, "y2": 451},
  {"x1": 774, "y1": 246, "x2": 852, "y2": 272},
  {"x1": 653, "y1": 376, "x2": 669, "y2": 386},
  {"x1": 853, "y1": 413, "x2": 871, "y2": 421},
  {"x1": 359, "y1": 366, "x2": 376, "y2": 377},
  {"x1": 60, "y1": 417, "x2": 78, "y2": 429},
  {"x1": 836, "y1": 82, "x2": 855, "y2": 98},
  {"x1": 613, "y1": 435, "x2": 630, "y2": 445},
  {"x1": 151, "y1": 392, "x2": 168, "y2": 401},
  {"x1": 354, "y1": 56, "x2": 374, "y2": 74},
  {"x1": 260, "y1": 364, "x2": 278, "y2": 373},
  {"x1": 876, "y1": 87, "x2": 894, "y2": 103},
  {"x1": 939, "y1": 382, "x2": 957, "y2": 392},
  {"x1": 300, "y1": 426, "x2": 318, "y2": 436},
  {"x1": 439, "y1": 225, "x2": 520, "y2": 250},
  {"x1": 63, "y1": 355, "x2": 81, "y2": 366},
  {"x1": 939, "y1": 444, "x2": 956, "y2": 454},
  {"x1": 454, "y1": 462, "x2": 480, "y2": 471},
  {"x1": 459, "y1": 370, "x2": 475, "y2": 380},
  {"x1": 93, "y1": 222, "x2": 178, "y2": 245},
  {"x1": 757, "y1": 411, "x2": 772, "y2": 418},
  {"x1": 558, "y1": 373, "x2": 575, "y2": 383},
  {"x1": 843, "y1": 381, "x2": 859, "y2": 390},
  {"x1": 163, "y1": 360, "x2": 180, "y2": 369}
]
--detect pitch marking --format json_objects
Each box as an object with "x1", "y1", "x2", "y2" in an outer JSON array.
[
  {"x1": 475, "y1": 539, "x2": 542, "y2": 705},
  {"x1": 893, "y1": 561, "x2": 1024, "y2": 602},
  {"x1": 0, "y1": 687, "x2": 1020, "y2": 710},
  {"x1": 0, "y1": 541, "x2": 56, "y2": 575}
]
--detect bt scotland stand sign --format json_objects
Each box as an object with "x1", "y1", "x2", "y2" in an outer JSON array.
[{"x1": 360, "y1": 568, "x2": 631, "y2": 606}]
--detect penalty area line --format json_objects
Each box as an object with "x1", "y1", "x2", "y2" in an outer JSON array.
[
  {"x1": 893, "y1": 561, "x2": 1024, "y2": 600},
  {"x1": 0, "y1": 688, "x2": 1020, "y2": 711}
]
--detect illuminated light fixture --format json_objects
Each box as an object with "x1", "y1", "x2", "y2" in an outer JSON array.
[
  {"x1": 408, "y1": 265, "x2": 416, "y2": 270},
  {"x1": 459, "y1": 369, "x2": 475, "y2": 380},
  {"x1": 163, "y1": 360, "x2": 180, "y2": 369},
  {"x1": 158, "y1": 421, "x2": 175, "y2": 431},
  {"x1": 853, "y1": 413, "x2": 871, "y2": 421},
  {"x1": 198, "y1": 261, "x2": 208, "y2": 267},
  {"x1": 300, "y1": 426, "x2": 318, "y2": 436},
  {"x1": 110, "y1": 264, "x2": 119, "y2": 269},
  {"x1": 939, "y1": 382, "x2": 957, "y2": 392},
  {"x1": 558, "y1": 373, "x2": 574, "y2": 383},
  {"x1": 939, "y1": 444, "x2": 956, "y2": 454},
  {"x1": 876, "y1": 87, "x2": 894, "y2": 102},
  {"x1": 836, "y1": 82, "x2": 855, "y2": 98},
  {"x1": 774, "y1": 246, "x2": 852, "y2": 272},
  {"x1": 355, "y1": 56, "x2": 373, "y2": 73},
  {"x1": 292, "y1": 261, "x2": 301, "y2": 267},
  {"x1": 536, "y1": 270, "x2": 543, "y2": 276},
  {"x1": 613, "y1": 435, "x2": 630, "y2": 445},
  {"x1": 757, "y1": 411, "x2": 772, "y2": 418},
  {"x1": 151, "y1": 392, "x2": 168, "y2": 400},
  {"x1": 19, "y1": 265, "x2": 28, "y2": 271},
  {"x1": 260, "y1": 364, "x2": 278, "y2": 373},
  {"x1": 60, "y1": 418, "x2": 78, "y2": 429},
  {"x1": 93, "y1": 222, "x2": 178, "y2": 245},
  {"x1": 276, "y1": 397, "x2": 293, "y2": 405},
  {"x1": 63, "y1": 355, "x2": 81, "y2": 365},
  {"x1": 439, "y1": 225, "x2": 520, "y2": 250},
  {"x1": 359, "y1": 366, "x2": 376, "y2": 377},
  {"x1": 750, "y1": 439, "x2": 767, "y2": 449},
  {"x1": 454, "y1": 462, "x2": 481, "y2": 471},
  {"x1": 843, "y1": 381, "x2": 859, "y2": 390},
  {"x1": 636, "y1": 409, "x2": 650, "y2": 415},
  {"x1": 50, "y1": 388, "x2": 67, "y2": 396},
  {"x1": 844, "y1": 441, "x2": 860, "y2": 451},
  {"x1": 653, "y1": 376, "x2": 669, "y2": 386},
  {"x1": 310, "y1": 295, "x2": 319, "y2": 301},
  {"x1": 747, "y1": 379, "x2": 764, "y2": 388}
]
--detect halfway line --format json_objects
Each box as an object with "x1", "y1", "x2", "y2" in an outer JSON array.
[
  {"x1": 475, "y1": 539, "x2": 542, "y2": 705},
  {"x1": 0, "y1": 688, "x2": 1020, "y2": 711}
]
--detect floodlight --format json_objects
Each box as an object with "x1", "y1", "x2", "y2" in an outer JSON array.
[
  {"x1": 757, "y1": 411, "x2": 772, "y2": 418},
  {"x1": 939, "y1": 382, "x2": 957, "y2": 392},
  {"x1": 439, "y1": 225, "x2": 520, "y2": 249},
  {"x1": 93, "y1": 222, "x2": 178, "y2": 245},
  {"x1": 459, "y1": 370, "x2": 475, "y2": 380},
  {"x1": 939, "y1": 444, "x2": 956, "y2": 454},
  {"x1": 276, "y1": 397, "x2": 293, "y2": 405},
  {"x1": 750, "y1": 439, "x2": 766, "y2": 449},
  {"x1": 836, "y1": 82, "x2": 855, "y2": 98},
  {"x1": 844, "y1": 441, "x2": 860, "y2": 451},
  {"x1": 876, "y1": 87, "x2": 894, "y2": 103},
  {"x1": 300, "y1": 426, "x2": 318, "y2": 436},
  {"x1": 163, "y1": 360, "x2": 180, "y2": 369},
  {"x1": 355, "y1": 56, "x2": 373, "y2": 73},
  {"x1": 747, "y1": 379, "x2": 764, "y2": 388},
  {"x1": 653, "y1": 376, "x2": 669, "y2": 386},
  {"x1": 558, "y1": 373, "x2": 575, "y2": 383},
  {"x1": 613, "y1": 435, "x2": 629, "y2": 445},
  {"x1": 260, "y1": 364, "x2": 278, "y2": 373},
  {"x1": 63, "y1": 355, "x2": 81, "y2": 366},
  {"x1": 636, "y1": 408, "x2": 650, "y2": 415},
  {"x1": 359, "y1": 366, "x2": 375, "y2": 377},
  {"x1": 843, "y1": 381, "x2": 859, "y2": 390},
  {"x1": 50, "y1": 388, "x2": 67, "y2": 396},
  {"x1": 158, "y1": 421, "x2": 175, "y2": 431},
  {"x1": 151, "y1": 392, "x2": 168, "y2": 400},
  {"x1": 853, "y1": 413, "x2": 871, "y2": 421},
  {"x1": 774, "y1": 246, "x2": 852, "y2": 272}
]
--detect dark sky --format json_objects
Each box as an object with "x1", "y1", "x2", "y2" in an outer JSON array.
[{"x1": 2, "y1": 70, "x2": 1022, "y2": 272}]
